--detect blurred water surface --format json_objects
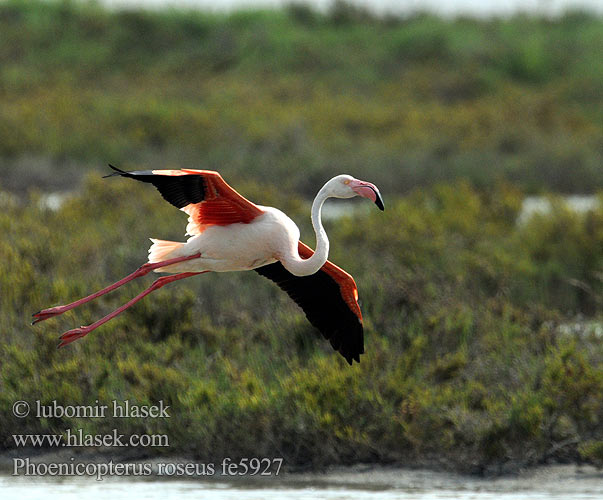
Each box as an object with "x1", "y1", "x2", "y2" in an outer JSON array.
[
  {"x1": 100, "y1": 0, "x2": 603, "y2": 17},
  {"x1": 3, "y1": 465, "x2": 603, "y2": 500}
]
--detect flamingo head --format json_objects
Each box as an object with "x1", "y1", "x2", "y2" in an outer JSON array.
[{"x1": 328, "y1": 175, "x2": 384, "y2": 211}]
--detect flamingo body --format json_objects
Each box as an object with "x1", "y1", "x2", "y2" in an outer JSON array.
[{"x1": 152, "y1": 206, "x2": 297, "y2": 273}]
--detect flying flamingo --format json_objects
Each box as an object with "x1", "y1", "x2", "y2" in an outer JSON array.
[{"x1": 32, "y1": 165, "x2": 384, "y2": 364}]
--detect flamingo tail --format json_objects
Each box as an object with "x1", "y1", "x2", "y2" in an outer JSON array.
[{"x1": 148, "y1": 238, "x2": 185, "y2": 264}]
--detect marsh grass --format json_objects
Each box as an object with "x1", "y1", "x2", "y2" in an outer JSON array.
[
  {"x1": 0, "y1": 1, "x2": 602, "y2": 473},
  {"x1": 0, "y1": 1, "x2": 602, "y2": 193},
  {"x1": 1, "y1": 176, "x2": 601, "y2": 472}
]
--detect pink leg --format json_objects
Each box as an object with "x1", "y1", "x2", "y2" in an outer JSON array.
[
  {"x1": 32, "y1": 252, "x2": 202, "y2": 325},
  {"x1": 57, "y1": 271, "x2": 207, "y2": 348}
]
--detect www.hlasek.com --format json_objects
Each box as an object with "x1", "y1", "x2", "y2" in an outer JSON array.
[
  {"x1": 13, "y1": 428, "x2": 169, "y2": 448},
  {"x1": 11, "y1": 399, "x2": 284, "y2": 480}
]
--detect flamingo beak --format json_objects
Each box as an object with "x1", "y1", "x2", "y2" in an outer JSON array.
[{"x1": 350, "y1": 180, "x2": 384, "y2": 211}]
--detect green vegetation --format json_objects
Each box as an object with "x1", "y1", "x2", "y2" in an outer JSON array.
[
  {"x1": 0, "y1": 1, "x2": 602, "y2": 194},
  {"x1": 0, "y1": 1, "x2": 602, "y2": 474},
  {"x1": 1, "y1": 178, "x2": 601, "y2": 472}
]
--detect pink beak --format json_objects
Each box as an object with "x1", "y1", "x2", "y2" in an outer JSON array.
[{"x1": 350, "y1": 180, "x2": 384, "y2": 211}]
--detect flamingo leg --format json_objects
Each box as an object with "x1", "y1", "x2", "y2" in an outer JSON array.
[
  {"x1": 32, "y1": 252, "x2": 202, "y2": 325},
  {"x1": 57, "y1": 271, "x2": 206, "y2": 348}
]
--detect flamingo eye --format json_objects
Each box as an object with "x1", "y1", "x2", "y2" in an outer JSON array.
[{"x1": 344, "y1": 179, "x2": 350, "y2": 185}]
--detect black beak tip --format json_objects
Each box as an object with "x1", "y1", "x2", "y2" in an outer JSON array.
[{"x1": 375, "y1": 196, "x2": 385, "y2": 211}]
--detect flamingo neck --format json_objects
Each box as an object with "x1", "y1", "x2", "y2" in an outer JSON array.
[{"x1": 282, "y1": 186, "x2": 330, "y2": 277}]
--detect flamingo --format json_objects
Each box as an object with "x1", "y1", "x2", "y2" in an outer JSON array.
[{"x1": 32, "y1": 165, "x2": 384, "y2": 364}]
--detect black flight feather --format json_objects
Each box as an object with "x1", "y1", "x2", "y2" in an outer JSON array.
[
  {"x1": 104, "y1": 164, "x2": 205, "y2": 209},
  {"x1": 255, "y1": 261, "x2": 363, "y2": 365}
]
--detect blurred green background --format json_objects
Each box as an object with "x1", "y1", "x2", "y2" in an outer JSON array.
[{"x1": 1, "y1": 0, "x2": 602, "y2": 474}]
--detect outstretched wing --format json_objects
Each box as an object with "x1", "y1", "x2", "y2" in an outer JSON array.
[
  {"x1": 105, "y1": 165, "x2": 264, "y2": 234},
  {"x1": 255, "y1": 241, "x2": 364, "y2": 365}
]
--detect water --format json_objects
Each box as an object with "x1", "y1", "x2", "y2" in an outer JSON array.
[
  {"x1": 517, "y1": 195, "x2": 600, "y2": 225},
  {"x1": 3, "y1": 465, "x2": 603, "y2": 499},
  {"x1": 320, "y1": 195, "x2": 601, "y2": 223},
  {"x1": 99, "y1": 0, "x2": 603, "y2": 17}
]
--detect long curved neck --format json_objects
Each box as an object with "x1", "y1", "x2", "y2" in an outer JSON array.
[{"x1": 282, "y1": 186, "x2": 330, "y2": 277}]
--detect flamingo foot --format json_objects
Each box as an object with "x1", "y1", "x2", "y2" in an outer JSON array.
[
  {"x1": 32, "y1": 307, "x2": 69, "y2": 325},
  {"x1": 57, "y1": 327, "x2": 90, "y2": 348}
]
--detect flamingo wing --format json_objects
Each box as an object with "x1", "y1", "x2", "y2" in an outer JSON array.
[
  {"x1": 105, "y1": 165, "x2": 264, "y2": 232},
  {"x1": 255, "y1": 241, "x2": 364, "y2": 365}
]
